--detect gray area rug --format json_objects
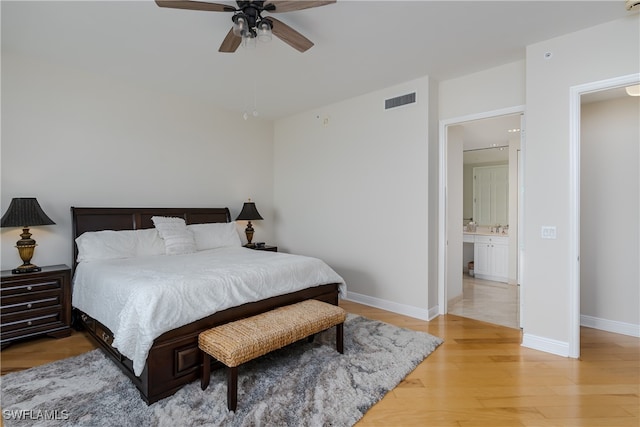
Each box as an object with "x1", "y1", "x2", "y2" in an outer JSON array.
[{"x1": 1, "y1": 315, "x2": 442, "y2": 426}]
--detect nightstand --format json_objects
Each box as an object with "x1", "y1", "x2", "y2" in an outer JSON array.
[
  {"x1": 250, "y1": 245, "x2": 278, "y2": 252},
  {"x1": 1, "y1": 264, "x2": 72, "y2": 349}
]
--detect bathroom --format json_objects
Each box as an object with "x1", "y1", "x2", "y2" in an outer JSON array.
[{"x1": 448, "y1": 113, "x2": 521, "y2": 328}]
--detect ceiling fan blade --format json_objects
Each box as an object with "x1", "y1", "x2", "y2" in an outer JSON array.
[
  {"x1": 268, "y1": 17, "x2": 313, "y2": 52},
  {"x1": 219, "y1": 27, "x2": 242, "y2": 53},
  {"x1": 267, "y1": 1, "x2": 336, "y2": 13},
  {"x1": 155, "y1": 1, "x2": 236, "y2": 12}
]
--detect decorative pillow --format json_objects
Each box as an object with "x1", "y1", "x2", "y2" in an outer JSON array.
[
  {"x1": 76, "y1": 230, "x2": 138, "y2": 262},
  {"x1": 151, "y1": 216, "x2": 197, "y2": 255},
  {"x1": 135, "y1": 228, "x2": 166, "y2": 257},
  {"x1": 187, "y1": 222, "x2": 242, "y2": 251}
]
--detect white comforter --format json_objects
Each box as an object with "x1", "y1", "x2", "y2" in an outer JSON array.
[{"x1": 72, "y1": 247, "x2": 345, "y2": 376}]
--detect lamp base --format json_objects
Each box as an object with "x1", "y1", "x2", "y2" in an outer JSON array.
[
  {"x1": 12, "y1": 264, "x2": 42, "y2": 274},
  {"x1": 244, "y1": 221, "x2": 255, "y2": 246}
]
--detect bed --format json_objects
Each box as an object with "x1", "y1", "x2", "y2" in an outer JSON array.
[{"x1": 70, "y1": 207, "x2": 344, "y2": 404}]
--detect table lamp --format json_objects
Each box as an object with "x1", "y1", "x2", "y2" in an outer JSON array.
[
  {"x1": 1, "y1": 198, "x2": 56, "y2": 274},
  {"x1": 235, "y1": 199, "x2": 263, "y2": 247}
]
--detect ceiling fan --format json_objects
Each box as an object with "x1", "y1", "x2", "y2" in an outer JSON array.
[{"x1": 155, "y1": 1, "x2": 336, "y2": 53}]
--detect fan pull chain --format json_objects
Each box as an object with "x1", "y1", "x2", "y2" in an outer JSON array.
[{"x1": 243, "y1": 78, "x2": 259, "y2": 120}]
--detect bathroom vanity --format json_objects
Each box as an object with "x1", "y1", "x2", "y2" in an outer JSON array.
[{"x1": 463, "y1": 230, "x2": 509, "y2": 283}]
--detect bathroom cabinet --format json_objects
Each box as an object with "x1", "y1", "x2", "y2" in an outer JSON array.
[{"x1": 473, "y1": 235, "x2": 508, "y2": 283}]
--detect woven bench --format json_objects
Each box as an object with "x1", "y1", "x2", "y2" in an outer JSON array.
[{"x1": 198, "y1": 299, "x2": 347, "y2": 411}]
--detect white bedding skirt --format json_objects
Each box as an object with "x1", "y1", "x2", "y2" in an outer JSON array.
[{"x1": 72, "y1": 247, "x2": 345, "y2": 376}]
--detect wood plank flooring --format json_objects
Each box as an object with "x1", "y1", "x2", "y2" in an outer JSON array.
[{"x1": 1, "y1": 300, "x2": 638, "y2": 426}]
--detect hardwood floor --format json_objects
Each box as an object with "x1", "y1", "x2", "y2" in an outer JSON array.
[{"x1": 1, "y1": 301, "x2": 638, "y2": 426}]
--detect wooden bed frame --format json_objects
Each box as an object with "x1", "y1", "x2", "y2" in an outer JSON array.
[{"x1": 70, "y1": 207, "x2": 340, "y2": 404}]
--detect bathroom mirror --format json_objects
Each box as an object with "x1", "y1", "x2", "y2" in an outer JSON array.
[{"x1": 463, "y1": 147, "x2": 508, "y2": 226}]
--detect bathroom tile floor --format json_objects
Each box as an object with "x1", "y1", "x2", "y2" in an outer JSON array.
[{"x1": 448, "y1": 274, "x2": 520, "y2": 329}]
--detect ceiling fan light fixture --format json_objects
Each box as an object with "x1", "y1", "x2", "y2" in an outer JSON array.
[
  {"x1": 257, "y1": 20, "x2": 272, "y2": 43},
  {"x1": 155, "y1": 0, "x2": 337, "y2": 53},
  {"x1": 232, "y1": 13, "x2": 247, "y2": 37},
  {"x1": 243, "y1": 32, "x2": 257, "y2": 49}
]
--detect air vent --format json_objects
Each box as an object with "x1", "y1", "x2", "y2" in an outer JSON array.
[{"x1": 384, "y1": 92, "x2": 416, "y2": 110}]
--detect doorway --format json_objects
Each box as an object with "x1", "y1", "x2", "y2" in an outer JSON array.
[
  {"x1": 568, "y1": 73, "x2": 640, "y2": 357},
  {"x1": 438, "y1": 106, "x2": 525, "y2": 328}
]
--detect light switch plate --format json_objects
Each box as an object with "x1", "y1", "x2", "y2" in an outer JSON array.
[{"x1": 541, "y1": 226, "x2": 557, "y2": 239}]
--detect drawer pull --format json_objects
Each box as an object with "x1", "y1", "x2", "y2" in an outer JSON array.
[
  {"x1": 26, "y1": 286, "x2": 33, "y2": 291},
  {"x1": 81, "y1": 314, "x2": 88, "y2": 322},
  {"x1": 26, "y1": 303, "x2": 32, "y2": 309},
  {"x1": 101, "y1": 332, "x2": 110, "y2": 342},
  {"x1": 27, "y1": 321, "x2": 33, "y2": 326}
]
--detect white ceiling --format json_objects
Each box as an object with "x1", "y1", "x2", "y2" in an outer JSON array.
[{"x1": 2, "y1": 1, "x2": 633, "y2": 120}]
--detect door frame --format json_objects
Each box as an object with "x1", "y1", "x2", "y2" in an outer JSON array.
[
  {"x1": 567, "y1": 72, "x2": 640, "y2": 357},
  {"x1": 438, "y1": 105, "x2": 525, "y2": 314}
]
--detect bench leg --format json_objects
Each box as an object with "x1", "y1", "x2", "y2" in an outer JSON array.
[
  {"x1": 201, "y1": 352, "x2": 211, "y2": 391},
  {"x1": 227, "y1": 366, "x2": 238, "y2": 412},
  {"x1": 336, "y1": 323, "x2": 344, "y2": 354}
]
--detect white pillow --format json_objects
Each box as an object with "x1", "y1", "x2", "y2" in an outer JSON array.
[
  {"x1": 76, "y1": 228, "x2": 167, "y2": 262},
  {"x1": 151, "y1": 216, "x2": 196, "y2": 255},
  {"x1": 187, "y1": 222, "x2": 242, "y2": 251},
  {"x1": 135, "y1": 228, "x2": 166, "y2": 257},
  {"x1": 76, "y1": 230, "x2": 137, "y2": 262}
]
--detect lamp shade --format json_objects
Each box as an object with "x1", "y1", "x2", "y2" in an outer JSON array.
[
  {"x1": 1, "y1": 198, "x2": 55, "y2": 227},
  {"x1": 235, "y1": 201, "x2": 263, "y2": 221}
]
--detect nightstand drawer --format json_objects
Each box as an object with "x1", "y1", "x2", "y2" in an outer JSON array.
[
  {"x1": 1, "y1": 278, "x2": 62, "y2": 296},
  {"x1": 1, "y1": 308, "x2": 63, "y2": 334},
  {"x1": 1, "y1": 289, "x2": 61, "y2": 313}
]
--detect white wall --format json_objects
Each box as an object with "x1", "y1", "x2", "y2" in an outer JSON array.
[
  {"x1": 1, "y1": 53, "x2": 275, "y2": 270},
  {"x1": 439, "y1": 61, "x2": 525, "y2": 120},
  {"x1": 524, "y1": 15, "x2": 640, "y2": 349},
  {"x1": 427, "y1": 78, "x2": 440, "y2": 314},
  {"x1": 274, "y1": 77, "x2": 432, "y2": 318},
  {"x1": 581, "y1": 96, "x2": 639, "y2": 329}
]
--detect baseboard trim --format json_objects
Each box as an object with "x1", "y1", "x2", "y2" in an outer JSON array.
[
  {"x1": 521, "y1": 333, "x2": 570, "y2": 358},
  {"x1": 343, "y1": 291, "x2": 437, "y2": 321},
  {"x1": 580, "y1": 314, "x2": 640, "y2": 338}
]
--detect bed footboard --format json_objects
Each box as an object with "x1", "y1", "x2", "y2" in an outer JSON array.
[{"x1": 74, "y1": 283, "x2": 340, "y2": 404}]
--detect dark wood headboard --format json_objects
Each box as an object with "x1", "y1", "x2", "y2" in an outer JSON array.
[{"x1": 70, "y1": 207, "x2": 231, "y2": 272}]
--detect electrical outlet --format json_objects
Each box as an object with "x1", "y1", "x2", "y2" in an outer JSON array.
[{"x1": 541, "y1": 226, "x2": 557, "y2": 239}]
